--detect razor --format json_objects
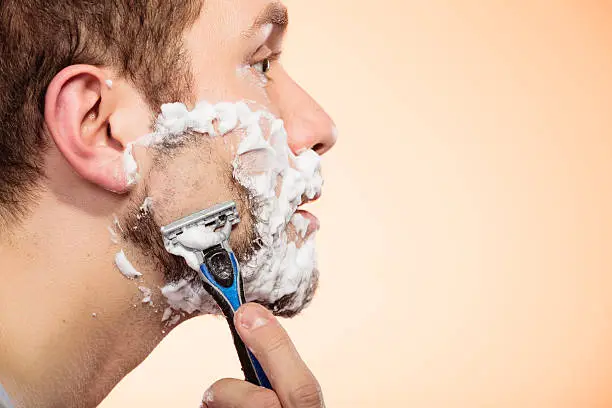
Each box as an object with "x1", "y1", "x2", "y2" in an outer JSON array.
[{"x1": 161, "y1": 201, "x2": 272, "y2": 390}]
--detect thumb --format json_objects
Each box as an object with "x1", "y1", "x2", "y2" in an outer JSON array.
[{"x1": 234, "y1": 303, "x2": 323, "y2": 408}]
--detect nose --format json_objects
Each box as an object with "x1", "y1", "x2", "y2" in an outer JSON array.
[{"x1": 270, "y1": 70, "x2": 337, "y2": 155}]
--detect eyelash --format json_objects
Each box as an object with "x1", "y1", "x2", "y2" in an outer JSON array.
[{"x1": 251, "y1": 52, "x2": 282, "y2": 81}]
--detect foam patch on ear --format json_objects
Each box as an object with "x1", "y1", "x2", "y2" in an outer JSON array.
[{"x1": 123, "y1": 143, "x2": 140, "y2": 186}]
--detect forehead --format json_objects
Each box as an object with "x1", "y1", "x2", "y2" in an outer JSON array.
[
  {"x1": 195, "y1": 0, "x2": 285, "y2": 38},
  {"x1": 183, "y1": 0, "x2": 287, "y2": 102}
]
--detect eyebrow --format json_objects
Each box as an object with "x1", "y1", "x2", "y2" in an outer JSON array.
[{"x1": 243, "y1": 2, "x2": 289, "y2": 38}]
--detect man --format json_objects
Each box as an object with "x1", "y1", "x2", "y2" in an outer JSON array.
[{"x1": 0, "y1": 0, "x2": 337, "y2": 407}]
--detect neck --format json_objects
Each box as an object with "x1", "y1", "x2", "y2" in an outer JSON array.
[{"x1": 0, "y1": 173, "x2": 165, "y2": 407}]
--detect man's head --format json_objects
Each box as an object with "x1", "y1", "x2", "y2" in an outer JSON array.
[{"x1": 0, "y1": 0, "x2": 336, "y2": 406}]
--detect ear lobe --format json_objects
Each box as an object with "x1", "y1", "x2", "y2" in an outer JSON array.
[{"x1": 45, "y1": 65, "x2": 132, "y2": 193}]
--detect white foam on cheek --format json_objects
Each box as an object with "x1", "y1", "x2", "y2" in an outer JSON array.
[
  {"x1": 114, "y1": 250, "x2": 142, "y2": 279},
  {"x1": 105, "y1": 79, "x2": 113, "y2": 89},
  {"x1": 215, "y1": 102, "x2": 239, "y2": 135},
  {"x1": 121, "y1": 100, "x2": 268, "y2": 188},
  {"x1": 139, "y1": 101, "x2": 253, "y2": 149},
  {"x1": 231, "y1": 108, "x2": 323, "y2": 312},
  {"x1": 144, "y1": 100, "x2": 323, "y2": 315},
  {"x1": 157, "y1": 102, "x2": 191, "y2": 136},
  {"x1": 237, "y1": 123, "x2": 273, "y2": 155},
  {"x1": 189, "y1": 102, "x2": 217, "y2": 136}
]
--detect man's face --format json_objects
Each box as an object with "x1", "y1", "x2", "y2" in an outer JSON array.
[{"x1": 121, "y1": 0, "x2": 336, "y2": 320}]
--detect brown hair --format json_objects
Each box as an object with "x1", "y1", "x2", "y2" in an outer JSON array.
[{"x1": 0, "y1": 0, "x2": 203, "y2": 223}]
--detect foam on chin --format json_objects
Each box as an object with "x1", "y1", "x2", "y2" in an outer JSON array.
[
  {"x1": 232, "y1": 120, "x2": 322, "y2": 312},
  {"x1": 130, "y1": 100, "x2": 323, "y2": 316}
]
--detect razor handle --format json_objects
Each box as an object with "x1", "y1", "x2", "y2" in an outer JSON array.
[{"x1": 198, "y1": 244, "x2": 273, "y2": 390}]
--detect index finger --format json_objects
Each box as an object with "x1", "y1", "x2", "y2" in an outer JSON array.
[{"x1": 234, "y1": 303, "x2": 324, "y2": 408}]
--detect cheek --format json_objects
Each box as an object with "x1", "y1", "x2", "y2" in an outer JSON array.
[
  {"x1": 143, "y1": 134, "x2": 257, "y2": 236},
  {"x1": 146, "y1": 146, "x2": 231, "y2": 226},
  {"x1": 191, "y1": 70, "x2": 274, "y2": 112}
]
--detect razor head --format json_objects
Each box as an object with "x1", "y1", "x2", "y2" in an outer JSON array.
[{"x1": 160, "y1": 201, "x2": 240, "y2": 247}]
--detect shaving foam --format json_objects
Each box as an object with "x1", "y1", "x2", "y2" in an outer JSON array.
[
  {"x1": 123, "y1": 143, "x2": 140, "y2": 186},
  {"x1": 161, "y1": 307, "x2": 173, "y2": 322},
  {"x1": 140, "y1": 197, "x2": 154, "y2": 214},
  {"x1": 291, "y1": 213, "x2": 311, "y2": 239},
  {"x1": 138, "y1": 286, "x2": 152, "y2": 303},
  {"x1": 161, "y1": 278, "x2": 217, "y2": 314},
  {"x1": 143, "y1": 100, "x2": 322, "y2": 315},
  {"x1": 114, "y1": 250, "x2": 142, "y2": 279},
  {"x1": 108, "y1": 226, "x2": 119, "y2": 244}
]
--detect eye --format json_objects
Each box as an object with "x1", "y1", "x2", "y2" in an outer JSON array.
[{"x1": 252, "y1": 58, "x2": 271, "y2": 74}]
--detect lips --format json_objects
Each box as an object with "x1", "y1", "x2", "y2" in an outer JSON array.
[
  {"x1": 295, "y1": 191, "x2": 321, "y2": 238},
  {"x1": 299, "y1": 191, "x2": 322, "y2": 207},
  {"x1": 295, "y1": 209, "x2": 320, "y2": 236},
  {"x1": 295, "y1": 180, "x2": 322, "y2": 237}
]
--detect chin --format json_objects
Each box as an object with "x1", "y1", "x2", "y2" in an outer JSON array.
[{"x1": 251, "y1": 266, "x2": 320, "y2": 318}]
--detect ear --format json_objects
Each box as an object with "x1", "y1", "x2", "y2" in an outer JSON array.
[{"x1": 45, "y1": 65, "x2": 134, "y2": 193}]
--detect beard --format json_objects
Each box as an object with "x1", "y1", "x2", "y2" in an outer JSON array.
[
  {"x1": 119, "y1": 101, "x2": 323, "y2": 318},
  {"x1": 120, "y1": 153, "x2": 319, "y2": 319}
]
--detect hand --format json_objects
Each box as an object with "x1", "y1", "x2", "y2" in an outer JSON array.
[{"x1": 201, "y1": 303, "x2": 325, "y2": 408}]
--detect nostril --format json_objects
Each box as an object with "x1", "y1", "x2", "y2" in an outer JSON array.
[{"x1": 312, "y1": 143, "x2": 325, "y2": 154}]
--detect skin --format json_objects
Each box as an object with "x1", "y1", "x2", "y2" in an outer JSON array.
[
  {"x1": 205, "y1": 303, "x2": 325, "y2": 408},
  {"x1": 0, "y1": 0, "x2": 336, "y2": 407}
]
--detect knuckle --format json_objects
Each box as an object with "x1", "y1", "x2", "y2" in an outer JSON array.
[
  {"x1": 247, "y1": 388, "x2": 281, "y2": 408},
  {"x1": 203, "y1": 378, "x2": 235, "y2": 407},
  {"x1": 264, "y1": 331, "x2": 291, "y2": 355},
  {"x1": 208, "y1": 378, "x2": 232, "y2": 391},
  {"x1": 288, "y1": 381, "x2": 323, "y2": 408}
]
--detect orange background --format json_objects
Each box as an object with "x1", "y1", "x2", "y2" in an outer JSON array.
[{"x1": 100, "y1": 1, "x2": 612, "y2": 407}]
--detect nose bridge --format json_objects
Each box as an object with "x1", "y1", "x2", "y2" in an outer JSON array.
[{"x1": 277, "y1": 74, "x2": 337, "y2": 155}]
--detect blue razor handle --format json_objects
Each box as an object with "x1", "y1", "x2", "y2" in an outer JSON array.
[{"x1": 198, "y1": 243, "x2": 273, "y2": 390}]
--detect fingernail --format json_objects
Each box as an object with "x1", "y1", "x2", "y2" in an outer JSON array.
[{"x1": 239, "y1": 304, "x2": 270, "y2": 331}]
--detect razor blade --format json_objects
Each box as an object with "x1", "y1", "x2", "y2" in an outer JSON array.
[{"x1": 160, "y1": 201, "x2": 240, "y2": 247}]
